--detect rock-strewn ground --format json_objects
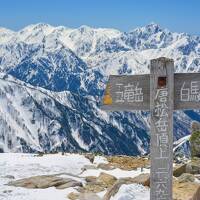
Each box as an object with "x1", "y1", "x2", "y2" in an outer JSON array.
[{"x1": 1, "y1": 153, "x2": 200, "y2": 200}]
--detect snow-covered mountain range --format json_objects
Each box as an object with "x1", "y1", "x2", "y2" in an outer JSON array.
[{"x1": 0, "y1": 22, "x2": 200, "y2": 155}]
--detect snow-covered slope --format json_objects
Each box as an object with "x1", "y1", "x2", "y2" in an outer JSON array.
[
  {"x1": 0, "y1": 153, "x2": 151, "y2": 200},
  {"x1": 0, "y1": 74, "x2": 150, "y2": 154},
  {"x1": 0, "y1": 23, "x2": 200, "y2": 154}
]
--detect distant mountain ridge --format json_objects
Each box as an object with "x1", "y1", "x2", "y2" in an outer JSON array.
[{"x1": 0, "y1": 23, "x2": 199, "y2": 155}]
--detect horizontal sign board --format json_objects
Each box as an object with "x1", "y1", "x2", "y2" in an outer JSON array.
[
  {"x1": 101, "y1": 73, "x2": 200, "y2": 111},
  {"x1": 101, "y1": 74, "x2": 150, "y2": 111},
  {"x1": 174, "y1": 73, "x2": 200, "y2": 110}
]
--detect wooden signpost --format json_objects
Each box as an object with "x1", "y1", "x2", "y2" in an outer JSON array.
[{"x1": 101, "y1": 57, "x2": 200, "y2": 200}]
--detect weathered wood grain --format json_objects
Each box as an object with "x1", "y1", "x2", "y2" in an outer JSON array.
[
  {"x1": 101, "y1": 73, "x2": 200, "y2": 111},
  {"x1": 174, "y1": 73, "x2": 200, "y2": 110},
  {"x1": 101, "y1": 74, "x2": 150, "y2": 111},
  {"x1": 150, "y1": 57, "x2": 174, "y2": 200}
]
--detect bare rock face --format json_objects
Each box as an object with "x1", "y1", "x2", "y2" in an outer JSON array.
[
  {"x1": 68, "y1": 192, "x2": 80, "y2": 200},
  {"x1": 103, "y1": 178, "x2": 135, "y2": 200},
  {"x1": 78, "y1": 193, "x2": 101, "y2": 200},
  {"x1": 81, "y1": 165, "x2": 97, "y2": 171},
  {"x1": 186, "y1": 158, "x2": 200, "y2": 174},
  {"x1": 131, "y1": 173, "x2": 150, "y2": 186},
  {"x1": 84, "y1": 153, "x2": 95, "y2": 163},
  {"x1": 173, "y1": 164, "x2": 187, "y2": 177},
  {"x1": 191, "y1": 121, "x2": 200, "y2": 132},
  {"x1": 177, "y1": 173, "x2": 195, "y2": 183},
  {"x1": 103, "y1": 174, "x2": 150, "y2": 200},
  {"x1": 97, "y1": 172, "x2": 117, "y2": 187},
  {"x1": 8, "y1": 175, "x2": 82, "y2": 189},
  {"x1": 173, "y1": 180, "x2": 200, "y2": 200},
  {"x1": 85, "y1": 176, "x2": 97, "y2": 183},
  {"x1": 83, "y1": 172, "x2": 117, "y2": 193},
  {"x1": 97, "y1": 163, "x2": 115, "y2": 170},
  {"x1": 106, "y1": 156, "x2": 149, "y2": 170},
  {"x1": 68, "y1": 192, "x2": 101, "y2": 200},
  {"x1": 68, "y1": 172, "x2": 117, "y2": 200}
]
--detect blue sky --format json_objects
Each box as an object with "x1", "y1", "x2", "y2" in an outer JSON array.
[{"x1": 0, "y1": 0, "x2": 200, "y2": 35}]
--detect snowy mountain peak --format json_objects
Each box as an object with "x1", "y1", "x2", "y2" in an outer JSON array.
[
  {"x1": 20, "y1": 23, "x2": 53, "y2": 32},
  {"x1": 0, "y1": 23, "x2": 199, "y2": 155},
  {"x1": 131, "y1": 22, "x2": 162, "y2": 34},
  {"x1": 0, "y1": 27, "x2": 14, "y2": 34},
  {"x1": 78, "y1": 25, "x2": 93, "y2": 33}
]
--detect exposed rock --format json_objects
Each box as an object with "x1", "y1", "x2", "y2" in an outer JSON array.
[
  {"x1": 84, "y1": 154, "x2": 95, "y2": 163},
  {"x1": 190, "y1": 131, "x2": 200, "y2": 158},
  {"x1": 81, "y1": 165, "x2": 97, "y2": 171},
  {"x1": 186, "y1": 158, "x2": 200, "y2": 174},
  {"x1": 173, "y1": 180, "x2": 200, "y2": 200},
  {"x1": 107, "y1": 156, "x2": 149, "y2": 170},
  {"x1": 177, "y1": 173, "x2": 195, "y2": 183},
  {"x1": 97, "y1": 163, "x2": 115, "y2": 170},
  {"x1": 78, "y1": 193, "x2": 101, "y2": 200},
  {"x1": 8, "y1": 175, "x2": 82, "y2": 189},
  {"x1": 191, "y1": 121, "x2": 200, "y2": 132},
  {"x1": 97, "y1": 172, "x2": 117, "y2": 187},
  {"x1": 68, "y1": 192, "x2": 101, "y2": 200},
  {"x1": 103, "y1": 178, "x2": 139, "y2": 200},
  {"x1": 131, "y1": 173, "x2": 150, "y2": 187},
  {"x1": 82, "y1": 183, "x2": 105, "y2": 193},
  {"x1": 83, "y1": 172, "x2": 117, "y2": 193},
  {"x1": 104, "y1": 173, "x2": 150, "y2": 199},
  {"x1": 103, "y1": 174, "x2": 149, "y2": 200},
  {"x1": 36, "y1": 152, "x2": 44, "y2": 157},
  {"x1": 85, "y1": 176, "x2": 97, "y2": 183},
  {"x1": 68, "y1": 192, "x2": 80, "y2": 200},
  {"x1": 103, "y1": 176, "x2": 200, "y2": 200},
  {"x1": 3, "y1": 190, "x2": 12, "y2": 194},
  {"x1": 56, "y1": 180, "x2": 82, "y2": 189},
  {"x1": 173, "y1": 164, "x2": 186, "y2": 177},
  {"x1": 3, "y1": 175, "x2": 15, "y2": 179}
]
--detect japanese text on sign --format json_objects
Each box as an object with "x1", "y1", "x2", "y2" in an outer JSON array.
[
  {"x1": 181, "y1": 81, "x2": 200, "y2": 102},
  {"x1": 115, "y1": 82, "x2": 143, "y2": 103},
  {"x1": 154, "y1": 88, "x2": 169, "y2": 200}
]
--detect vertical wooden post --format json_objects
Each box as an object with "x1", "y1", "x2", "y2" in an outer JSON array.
[{"x1": 150, "y1": 57, "x2": 174, "y2": 200}]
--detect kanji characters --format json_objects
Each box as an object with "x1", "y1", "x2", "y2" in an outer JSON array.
[
  {"x1": 115, "y1": 82, "x2": 143, "y2": 103},
  {"x1": 181, "y1": 81, "x2": 200, "y2": 102}
]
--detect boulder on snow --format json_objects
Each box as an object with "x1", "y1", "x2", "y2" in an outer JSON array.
[
  {"x1": 173, "y1": 164, "x2": 187, "y2": 177},
  {"x1": 84, "y1": 153, "x2": 95, "y2": 163},
  {"x1": 68, "y1": 192, "x2": 101, "y2": 200},
  {"x1": 177, "y1": 173, "x2": 195, "y2": 183},
  {"x1": 81, "y1": 165, "x2": 97, "y2": 171},
  {"x1": 106, "y1": 156, "x2": 149, "y2": 170},
  {"x1": 97, "y1": 163, "x2": 115, "y2": 170},
  {"x1": 186, "y1": 157, "x2": 200, "y2": 174},
  {"x1": 83, "y1": 172, "x2": 117, "y2": 193},
  {"x1": 97, "y1": 172, "x2": 117, "y2": 187},
  {"x1": 131, "y1": 173, "x2": 150, "y2": 186},
  {"x1": 103, "y1": 174, "x2": 150, "y2": 200},
  {"x1": 8, "y1": 174, "x2": 82, "y2": 189},
  {"x1": 173, "y1": 180, "x2": 200, "y2": 200}
]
